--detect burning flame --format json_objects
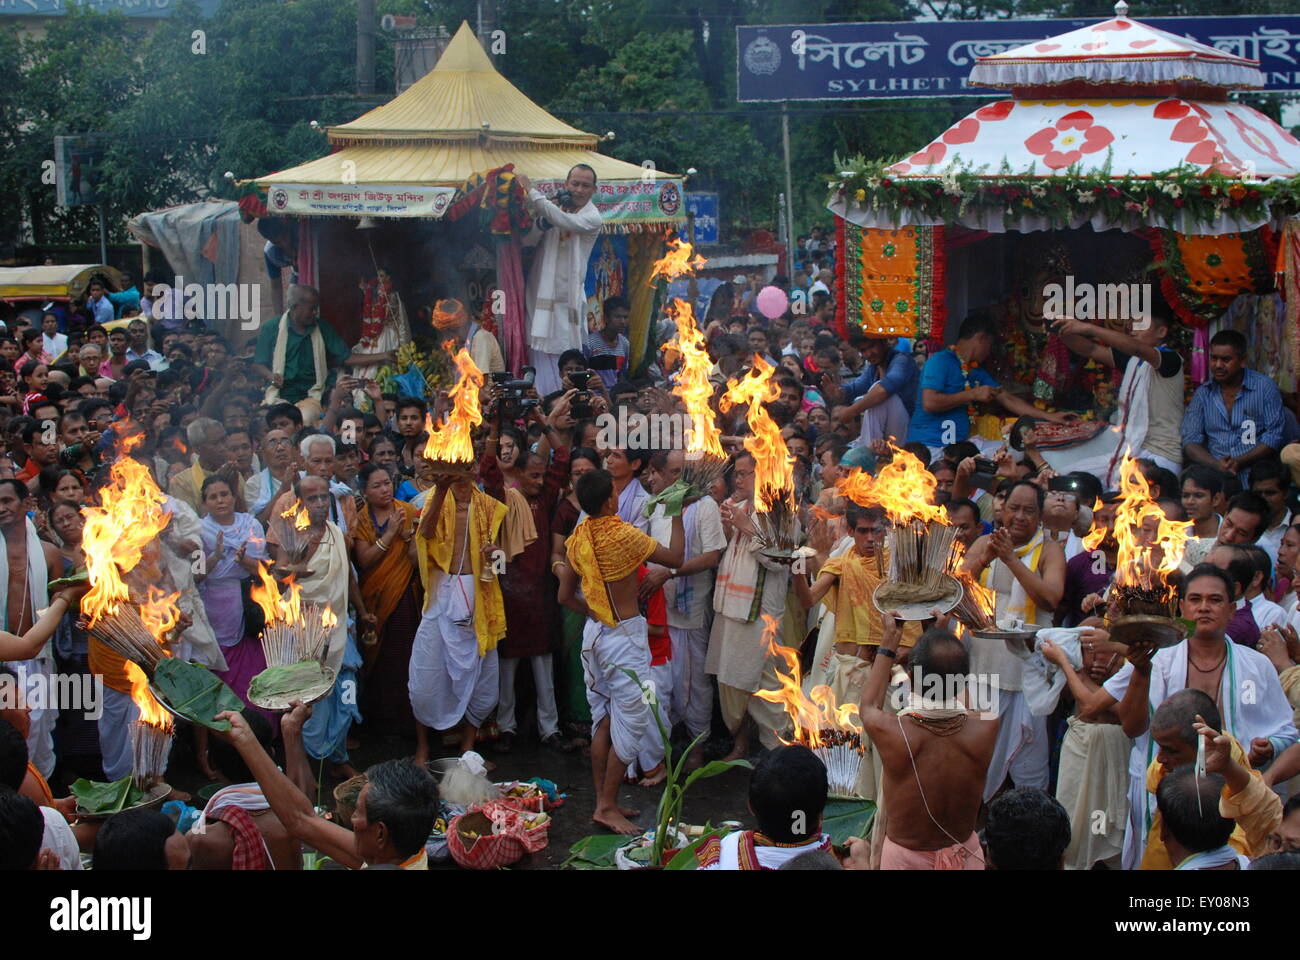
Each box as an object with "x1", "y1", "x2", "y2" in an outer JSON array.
[
  {"x1": 719, "y1": 356, "x2": 794, "y2": 513},
  {"x1": 138, "y1": 587, "x2": 182, "y2": 645},
  {"x1": 423, "y1": 343, "x2": 483, "y2": 464},
  {"x1": 649, "y1": 235, "x2": 706, "y2": 284},
  {"x1": 837, "y1": 444, "x2": 948, "y2": 525},
  {"x1": 81, "y1": 435, "x2": 174, "y2": 626},
  {"x1": 250, "y1": 562, "x2": 339, "y2": 630},
  {"x1": 949, "y1": 540, "x2": 996, "y2": 619},
  {"x1": 666, "y1": 298, "x2": 724, "y2": 461},
  {"x1": 279, "y1": 499, "x2": 310, "y2": 530},
  {"x1": 1083, "y1": 457, "x2": 1188, "y2": 597},
  {"x1": 752, "y1": 616, "x2": 861, "y2": 744},
  {"x1": 125, "y1": 661, "x2": 172, "y2": 733}
]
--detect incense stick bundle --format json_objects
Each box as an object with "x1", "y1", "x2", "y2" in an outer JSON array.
[
  {"x1": 130, "y1": 720, "x2": 170, "y2": 791},
  {"x1": 806, "y1": 728, "x2": 863, "y2": 797},
  {"x1": 260, "y1": 602, "x2": 336, "y2": 668},
  {"x1": 88, "y1": 605, "x2": 169, "y2": 671},
  {"x1": 950, "y1": 579, "x2": 996, "y2": 632},
  {"x1": 681, "y1": 454, "x2": 729, "y2": 496},
  {"x1": 882, "y1": 519, "x2": 959, "y2": 605},
  {"x1": 754, "y1": 491, "x2": 799, "y2": 553}
]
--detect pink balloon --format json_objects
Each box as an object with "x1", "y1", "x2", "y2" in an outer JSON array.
[{"x1": 755, "y1": 285, "x2": 788, "y2": 320}]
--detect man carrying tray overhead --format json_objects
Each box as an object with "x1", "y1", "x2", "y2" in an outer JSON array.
[
  {"x1": 410, "y1": 470, "x2": 508, "y2": 769},
  {"x1": 557, "y1": 468, "x2": 684, "y2": 835}
]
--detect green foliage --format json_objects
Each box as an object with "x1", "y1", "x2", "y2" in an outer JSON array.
[
  {"x1": 70, "y1": 776, "x2": 147, "y2": 815},
  {"x1": 2, "y1": 0, "x2": 1294, "y2": 250},
  {"x1": 150, "y1": 657, "x2": 244, "y2": 731}
]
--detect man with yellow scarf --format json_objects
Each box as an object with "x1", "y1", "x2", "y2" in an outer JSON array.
[
  {"x1": 558, "y1": 468, "x2": 684, "y2": 835},
  {"x1": 960, "y1": 480, "x2": 1066, "y2": 800},
  {"x1": 409, "y1": 471, "x2": 508, "y2": 768}
]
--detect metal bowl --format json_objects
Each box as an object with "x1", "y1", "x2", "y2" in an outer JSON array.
[
  {"x1": 872, "y1": 576, "x2": 964, "y2": 622},
  {"x1": 1107, "y1": 615, "x2": 1186, "y2": 649}
]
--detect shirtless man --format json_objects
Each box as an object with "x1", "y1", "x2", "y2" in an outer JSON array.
[
  {"x1": 410, "y1": 472, "x2": 507, "y2": 767},
  {"x1": 557, "y1": 468, "x2": 684, "y2": 834},
  {"x1": 859, "y1": 617, "x2": 999, "y2": 869}
]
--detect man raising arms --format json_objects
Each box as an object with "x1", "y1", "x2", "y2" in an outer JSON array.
[{"x1": 859, "y1": 619, "x2": 999, "y2": 869}]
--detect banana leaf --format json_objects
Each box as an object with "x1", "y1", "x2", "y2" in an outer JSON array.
[
  {"x1": 823, "y1": 797, "x2": 877, "y2": 846},
  {"x1": 150, "y1": 658, "x2": 244, "y2": 731},
  {"x1": 561, "y1": 834, "x2": 628, "y2": 870},
  {"x1": 47, "y1": 570, "x2": 90, "y2": 593},
  {"x1": 71, "y1": 776, "x2": 145, "y2": 815}
]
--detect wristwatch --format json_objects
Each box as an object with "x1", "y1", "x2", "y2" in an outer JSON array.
[{"x1": 669, "y1": 568, "x2": 678, "y2": 579}]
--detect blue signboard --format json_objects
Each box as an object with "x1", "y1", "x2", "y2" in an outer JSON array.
[
  {"x1": 682, "y1": 192, "x2": 720, "y2": 246},
  {"x1": 0, "y1": 0, "x2": 219, "y2": 16},
  {"x1": 737, "y1": 16, "x2": 1300, "y2": 101}
]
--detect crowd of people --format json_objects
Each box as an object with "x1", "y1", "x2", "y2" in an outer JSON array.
[{"x1": 2, "y1": 260, "x2": 1300, "y2": 874}]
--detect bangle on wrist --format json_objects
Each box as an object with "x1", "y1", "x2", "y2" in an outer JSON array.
[{"x1": 876, "y1": 646, "x2": 897, "y2": 659}]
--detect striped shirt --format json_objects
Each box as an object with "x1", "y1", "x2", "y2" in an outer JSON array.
[
  {"x1": 583, "y1": 330, "x2": 630, "y2": 388},
  {"x1": 1180, "y1": 369, "x2": 1284, "y2": 475}
]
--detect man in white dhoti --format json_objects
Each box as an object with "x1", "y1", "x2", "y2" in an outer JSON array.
[
  {"x1": 959, "y1": 481, "x2": 1066, "y2": 800},
  {"x1": 518, "y1": 167, "x2": 603, "y2": 396},
  {"x1": 1047, "y1": 310, "x2": 1183, "y2": 485},
  {"x1": 1092, "y1": 564, "x2": 1298, "y2": 869},
  {"x1": 559, "y1": 468, "x2": 683, "y2": 835},
  {"x1": 269, "y1": 475, "x2": 368, "y2": 784},
  {"x1": 410, "y1": 473, "x2": 508, "y2": 768},
  {"x1": 643, "y1": 450, "x2": 725, "y2": 770},
  {"x1": 707, "y1": 452, "x2": 796, "y2": 761},
  {"x1": 0, "y1": 479, "x2": 63, "y2": 779}
]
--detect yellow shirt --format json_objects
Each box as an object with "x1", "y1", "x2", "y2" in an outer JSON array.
[
  {"x1": 1139, "y1": 732, "x2": 1280, "y2": 870},
  {"x1": 821, "y1": 547, "x2": 921, "y2": 647}
]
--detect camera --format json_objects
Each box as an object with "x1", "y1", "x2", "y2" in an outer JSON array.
[
  {"x1": 538, "y1": 188, "x2": 574, "y2": 231},
  {"x1": 490, "y1": 367, "x2": 539, "y2": 422},
  {"x1": 968, "y1": 456, "x2": 999, "y2": 491},
  {"x1": 567, "y1": 370, "x2": 594, "y2": 420}
]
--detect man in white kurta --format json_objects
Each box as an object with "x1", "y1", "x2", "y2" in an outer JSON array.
[
  {"x1": 1101, "y1": 567, "x2": 1298, "y2": 869},
  {"x1": 518, "y1": 167, "x2": 603, "y2": 396}
]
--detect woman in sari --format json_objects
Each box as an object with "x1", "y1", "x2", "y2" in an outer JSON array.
[
  {"x1": 549, "y1": 446, "x2": 602, "y2": 739},
  {"x1": 197, "y1": 476, "x2": 269, "y2": 709},
  {"x1": 352, "y1": 462, "x2": 420, "y2": 737}
]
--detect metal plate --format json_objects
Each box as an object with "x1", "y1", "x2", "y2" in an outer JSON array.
[
  {"x1": 74, "y1": 781, "x2": 171, "y2": 823},
  {"x1": 872, "y1": 576, "x2": 963, "y2": 622},
  {"x1": 1108, "y1": 615, "x2": 1186, "y2": 649},
  {"x1": 971, "y1": 628, "x2": 1040, "y2": 654},
  {"x1": 247, "y1": 663, "x2": 337, "y2": 712}
]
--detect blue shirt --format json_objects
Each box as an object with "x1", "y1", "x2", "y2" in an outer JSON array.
[
  {"x1": 88, "y1": 296, "x2": 114, "y2": 326},
  {"x1": 841, "y1": 347, "x2": 917, "y2": 415},
  {"x1": 906, "y1": 348, "x2": 996, "y2": 448},
  {"x1": 1180, "y1": 369, "x2": 1284, "y2": 476}
]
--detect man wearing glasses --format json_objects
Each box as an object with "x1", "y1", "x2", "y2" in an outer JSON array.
[{"x1": 248, "y1": 429, "x2": 297, "y2": 527}]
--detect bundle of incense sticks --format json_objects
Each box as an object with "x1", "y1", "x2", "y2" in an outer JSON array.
[
  {"x1": 754, "y1": 492, "x2": 800, "y2": 554},
  {"x1": 681, "y1": 454, "x2": 729, "y2": 497},
  {"x1": 260, "y1": 602, "x2": 335, "y2": 668},
  {"x1": 805, "y1": 728, "x2": 863, "y2": 797},
  {"x1": 1113, "y1": 585, "x2": 1178, "y2": 619},
  {"x1": 88, "y1": 605, "x2": 169, "y2": 671},
  {"x1": 888, "y1": 519, "x2": 959, "y2": 596},
  {"x1": 949, "y1": 569, "x2": 995, "y2": 631},
  {"x1": 130, "y1": 721, "x2": 170, "y2": 791}
]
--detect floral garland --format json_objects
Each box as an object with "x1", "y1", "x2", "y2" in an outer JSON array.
[
  {"x1": 953, "y1": 346, "x2": 983, "y2": 422},
  {"x1": 827, "y1": 153, "x2": 1300, "y2": 231}
]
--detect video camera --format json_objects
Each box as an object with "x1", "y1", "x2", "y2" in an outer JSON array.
[{"x1": 490, "y1": 367, "x2": 539, "y2": 422}]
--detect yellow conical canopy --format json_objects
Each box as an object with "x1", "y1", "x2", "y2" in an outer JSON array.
[{"x1": 328, "y1": 21, "x2": 598, "y2": 147}]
